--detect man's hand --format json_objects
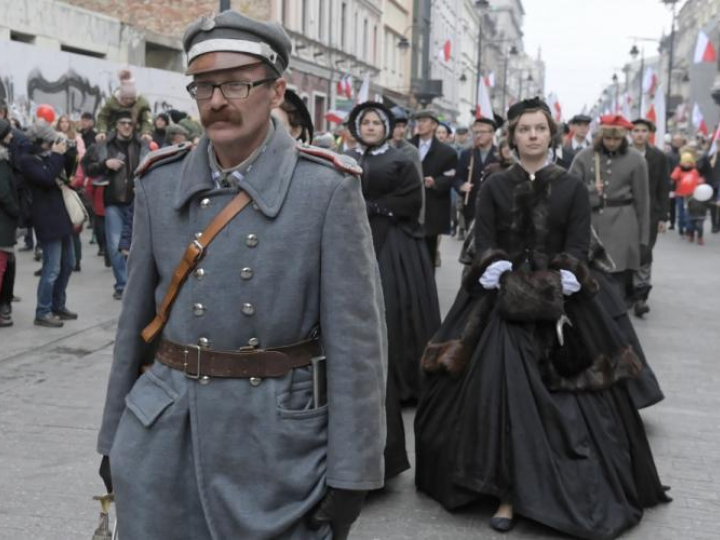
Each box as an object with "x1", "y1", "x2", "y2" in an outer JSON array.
[
  {"x1": 424, "y1": 176, "x2": 435, "y2": 188},
  {"x1": 51, "y1": 139, "x2": 67, "y2": 155},
  {"x1": 105, "y1": 158, "x2": 125, "y2": 171},
  {"x1": 141, "y1": 133, "x2": 153, "y2": 143},
  {"x1": 459, "y1": 181, "x2": 472, "y2": 193},
  {"x1": 307, "y1": 488, "x2": 366, "y2": 540},
  {"x1": 95, "y1": 132, "x2": 107, "y2": 143}
]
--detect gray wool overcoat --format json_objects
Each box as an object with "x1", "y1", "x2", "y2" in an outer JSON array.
[
  {"x1": 97, "y1": 119, "x2": 388, "y2": 540},
  {"x1": 570, "y1": 146, "x2": 650, "y2": 272}
]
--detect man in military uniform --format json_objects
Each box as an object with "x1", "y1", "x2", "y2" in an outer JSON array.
[
  {"x1": 570, "y1": 115, "x2": 650, "y2": 302},
  {"x1": 97, "y1": 10, "x2": 387, "y2": 540}
]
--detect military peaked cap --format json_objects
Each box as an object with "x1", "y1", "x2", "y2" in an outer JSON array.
[{"x1": 183, "y1": 11, "x2": 292, "y2": 76}]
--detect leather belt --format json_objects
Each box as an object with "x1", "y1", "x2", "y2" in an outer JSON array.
[
  {"x1": 156, "y1": 338, "x2": 322, "y2": 379},
  {"x1": 593, "y1": 199, "x2": 633, "y2": 211}
]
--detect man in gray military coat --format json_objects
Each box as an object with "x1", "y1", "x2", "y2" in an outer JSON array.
[
  {"x1": 570, "y1": 115, "x2": 650, "y2": 301},
  {"x1": 96, "y1": 10, "x2": 387, "y2": 540}
]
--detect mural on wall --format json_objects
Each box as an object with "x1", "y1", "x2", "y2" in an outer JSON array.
[{"x1": 0, "y1": 40, "x2": 197, "y2": 126}]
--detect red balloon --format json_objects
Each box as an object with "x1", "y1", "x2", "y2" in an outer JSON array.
[
  {"x1": 36, "y1": 104, "x2": 56, "y2": 123},
  {"x1": 148, "y1": 141, "x2": 159, "y2": 151}
]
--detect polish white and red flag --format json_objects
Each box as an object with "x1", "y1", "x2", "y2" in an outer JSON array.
[
  {"x1": 547, "y1": 92, "x2": 562, "y2": 122},
  {"x1": 708, "y1": 125, "x2": 720, "y2": 155},
  {"x1": 694, "y1": 30, "x2": 718, "y2": 63},
  {"x1": 356, "y1": 73, "x2": 371, "y2": 104},
  {"x1": 475, "y1": 78, "x2": 493, "y2": 120},
  {"x1": 438, "y1": 40, "x2": 452, "y2": 63},
  {"x1": 692, "y1": 103, "x2": 709, "y2": 135},
  {"x1": 343, "y1": 75, "x2": 354, "y2": 98},
  {"x1": 483, "y1": 71, "x2": 495, "y2": 88},
  {"x1": 643, "y1": 68, "x2": 658, "y2": 96}
]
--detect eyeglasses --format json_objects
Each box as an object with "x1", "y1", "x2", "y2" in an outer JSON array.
[{"x1": 186, "y1": 78, "x2": 277, "y2": 100}]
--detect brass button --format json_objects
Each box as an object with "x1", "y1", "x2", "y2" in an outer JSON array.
[
  {"x1": 242, "y1": 303, "x2": 255, "y2": 316},
  {"x1": 248, "y1": 337, "x2": 260, "y2": 347},
  {"x1": 246, "y1": 234, "x2": 259, "y2": 248},
  {"x1": 194, "y1": 268, "x2": 205, "y2": 280},
  {"x1": 199, "y1": 375, "x2": 211, "y2": 385},
  {"x1": 194, "y1": 231, "x2": 203, "y2": 239},
  {"x1": 249, "y1": 377, "x2": 262, "y2": 387},
  {"x1": 193, "y1": 303, "x2": 206, "y2": 317},
  {"x1": 200, "y1": 198, "x2": 211, "y2": 208},
  {"x1": 240, "y1": 267, "x2": 253, "y2": 280},
  {"x1": 197, "y1": 337, "x2": 210, "y2": 348}
]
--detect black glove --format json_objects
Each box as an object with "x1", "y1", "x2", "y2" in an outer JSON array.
[
  {"x1": 99, "y1": 455, "x2": 113, "y2": 493},
  {"x1": 307, "y1": 488, "x2": 367, "y2": 540},
  {"x1": 640, "y1": 244, "x2": 652, "y2": 266}
]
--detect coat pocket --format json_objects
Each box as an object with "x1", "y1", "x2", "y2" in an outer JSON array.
[
  {"x1": 277, "y1": 379, "x2": 329, "y2": 420},
  {"x1": 125, "y1": 370, "x2": 178, "y2": 428}
]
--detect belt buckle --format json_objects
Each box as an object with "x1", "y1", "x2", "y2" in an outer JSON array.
[{"x1": 182, "y1": 344, "x2": 202, "y2": 379}]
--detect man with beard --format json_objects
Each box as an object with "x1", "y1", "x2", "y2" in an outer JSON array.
[
  {"x1": 570, "y1": 115, "x2": 650, "y2": 303},
  {"x1": 411, "y1": 110, "x2": 457, "y2": 266},
  {"x1": 96, "y1": 10, "x2": 386, "y2": 540},
  {"x1": 629, "y1": 118, "x2": 669, "y2": 317}
]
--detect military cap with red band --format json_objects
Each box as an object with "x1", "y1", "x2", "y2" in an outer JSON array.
[{"x1": 598, "y1": 114, "x2": 634, "y2": 130}]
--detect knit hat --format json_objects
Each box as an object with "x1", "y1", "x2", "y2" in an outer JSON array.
[
  {"x1": 118, "y1": 69, "x2": 137, "y2": 101},
  {"x1": 0, "y1": 119, "x2": 11, "y2": 141},
  {"x1": 26, "y1": 120, "x2": 57, "y2": 145}
]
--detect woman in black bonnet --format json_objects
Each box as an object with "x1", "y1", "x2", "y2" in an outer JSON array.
[
  {"x1": 345, "y1": 101, "x2": 440, "y2": 480},
  {"x1": 414, "y1": 97, "x2": 669, "y2": 539}
]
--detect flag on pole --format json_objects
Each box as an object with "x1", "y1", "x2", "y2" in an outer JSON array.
[
  {"x1": 694, "y1": 30, "x2": 718, "y2": 63},
  {"x1": 547, "y1": 92, "x2": 562, "y2": 122},
  {"x1": 356, "y1": 73, "x2": 371, "y2": 104},
  {"x1": 344, "y1": 75, "x2": 354, "y2": 99},
  {"x1": 438, "y1": 40, "x2": 452, "y2": 62},
  {"x1": 325, "y1": 109, "x2": 348, "y2": 124},
  {"x1": 643, "y1": 68, "x2": 658, "y2": 96},
  {"x1": 692, "y1": 103, "x2": 709, "y2": 135},
  {"x1": 653, "y1": 84, "x2": 666, "y2": 150},
  {"x1": 483, "y1": 71, "x2": 495, "y2": 88},
  {"x1": 708, "y1": 124, "x2": 720, "y2": 155},
  {"x1": 475, "y1": 78, "x2": 493, "y2": 119},
  {"x1": 622, "y1": 92, "x2": 632, "y2": 120}
]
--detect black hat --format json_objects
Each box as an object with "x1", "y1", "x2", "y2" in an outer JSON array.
[
  {"x1": 455, "y1": 125, "x2": 469, "y2": 135},
  {"x1": 390, "y1": 106, "x2": 409, "y2": 124},
  {"x1": 474, "y1": 113, "x2": 505, "y2": 130},
  {"x1": 0, "y1": 119, "x2": 11, "y2": 141},
  {"x1": 413, "y1": 109, "x2": 439, "y2": 123},
  {"x1": 507, "y1": 97, "x2": 552, "y2": 122},
  {"x1": 569, "y1": 114, "x2": 592, "y2": 125},
  {"x1": 348, "y1": 101, "x2": 394, "y2": 147},
  {"x1": 183, "y1": 10, "x2": 291, "y2": 76},
  {"x1": 169, "y1": 109, "x2": 188, "y2": 124},
  {"x1": 115, "y1": 109, "x2": 133, "y2": 122},
  {"x1": 81, "y1": 111, "x2": 94, "y2": 120},
  {"x1": 155, "y1": 112, "x2": 170, "y2": 124},
  {"x1": 282, "y1": 88, "x2": 314, "y2": 143},
  {"x1": 631, "y1": 118, "x2": 656, "y2": 132}
]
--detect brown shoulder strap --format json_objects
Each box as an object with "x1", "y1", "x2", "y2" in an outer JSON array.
[{"x1": 141, "y1": 191, "x2": 252, "y2": 343}]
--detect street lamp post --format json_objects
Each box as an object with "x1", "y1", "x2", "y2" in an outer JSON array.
[
  {"x1": 474, "y1": 1, "x2": 490, "y2": 115},
  {"x1": 662, "y1": 0, "x2": 680, "y2": 120}
]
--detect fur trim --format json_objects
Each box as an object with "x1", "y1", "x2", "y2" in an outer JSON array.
[
  {"x1": 496, "y1": 270, "x2": 564, "y2": 322},
  {"x1": 421, "y1": 340, "x2": 470, "y2": 377},
  {"x1": 544, "y1": 345, "x2": 643, "y2": 392},
  {"x1": 549, "y1": 253, "x2": 599, "y2": 297}
]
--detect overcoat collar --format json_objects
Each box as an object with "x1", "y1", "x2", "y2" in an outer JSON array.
[{"x1": 173, "y1": 117, "x2": 298, "y2": 218}]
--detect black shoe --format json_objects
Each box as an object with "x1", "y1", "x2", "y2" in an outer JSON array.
[
  {"x1": 73, "y1": 262, "x2": 81, "y2": 272},
  {"x1": 34, "y1": 268, "x2": 42, "y2": 277},
  {"x1": 490, "y1": 516, "x2": 516, "y2": 532},
  {"x1": 98, "y1": 249, "x2": 106, "y2": 256},
  {"x1": 113, "y1": 291, "x2": 123, "y2": 300},
  {"x1": 634, "y1": 300, "x2": 650, "y2": 318},
  {"x1": 53, "y1": 308, "x2": 78, "y2": 320},
  {"x1": 33, "y1": 250, "x2": 42, "y2": 262},
  {"x1": 34, "y1": 314, "x2": 64, "y2": 328},
  {"x1": 0, "y1": 303, "x2": 10, "y2": 317},
  {"x1": 0, "y1": 316, "x2": 12, "y2": 328}
]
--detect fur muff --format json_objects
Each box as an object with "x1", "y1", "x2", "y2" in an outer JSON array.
[
  {"x1": 544, "y1": 344, "x2": 643, "y2": 392},
  {"x1": 549, "y1": 253, "x2": 600, "y2": 297},
  {"x1": 496, "y1": 270, "x2": 564, "y2": 322}
]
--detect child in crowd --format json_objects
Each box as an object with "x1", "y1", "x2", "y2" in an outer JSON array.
[{"x1": 670, "y1": 152, "x2": 704, "y2": 236}]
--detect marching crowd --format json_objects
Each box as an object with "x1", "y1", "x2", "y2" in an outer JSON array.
[{"x1": 1, "y1": 10, "x2": 719, "y2": 539}]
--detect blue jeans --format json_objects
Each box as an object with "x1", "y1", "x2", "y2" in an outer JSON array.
[
  {"x1": 105, "y1": 204, "x2": 132, "y2": 294},
  {"x1": 676, "y1": 197, "x2": 687, "y2": 233},
  {"x1": 36, "y1": 236, "x2": 75, "y2": 318}
]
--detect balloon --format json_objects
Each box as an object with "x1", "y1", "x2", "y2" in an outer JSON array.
[
  {"x1": 694, "y1": 184, "x2": 714, "y2": 202},
  {"x1": 36, "y1": 104, "x2": 56, "y2": 124},
  {"x1": 148, "y1": 141, "x2": 159, "y2": 151}
]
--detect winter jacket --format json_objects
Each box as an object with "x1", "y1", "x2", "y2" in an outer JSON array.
[
  {"x1": 670, "y1": 166, "x2": 703, "y2": 197},
  {"x1": 0, "y1": 147, "x2": 20, "y2": 248},
  {"x1": 96, "y1": 93, "x2": 153, "y2": 137}
]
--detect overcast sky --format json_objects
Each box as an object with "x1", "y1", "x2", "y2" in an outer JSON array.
[{"x1": 522, "y1": 0, "x2": 680, "y2": 117}]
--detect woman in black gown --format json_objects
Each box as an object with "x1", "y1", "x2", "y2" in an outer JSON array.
[
  {"x1": 414, "y1": 98, "x2": 669, "y2": 538},
  {"x1": 346, "y1": 102, "x2": 441, "y2": 479}
]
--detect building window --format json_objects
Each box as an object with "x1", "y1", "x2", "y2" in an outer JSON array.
[
  {"x1": 318, "y1": 0, "x2": 325, "y2": 41},
  {"x1": 363, "y1": 19, "x2": 368, "y2": 61},
  {"x1": 301, "y1": 0, "x2": 308, "y2": 34},
  {"x1": 314, "y1": 93, "x2": 327, "y2": 132},
  {"x1": 373, "y1": 25, "x2": 378, "y2": 65},
  {"x1": 144, "y1": 42, "x2": 181, "y2": 71},
  {"x1": 282, "y1": 0, "x2": 290, "y2": 27},
  {"x1": 61, "y1": 44, "x2": 106, "y2": 60},
  {"x1": 341, "y1": 3, "x2": 347, "y2": 50},
  {"x1": 10, "y1": 31, "x2": 35, "y2": 44}
]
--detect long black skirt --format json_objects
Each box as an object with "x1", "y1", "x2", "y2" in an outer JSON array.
[
  {"x1": 415, "y1": 289, "x2": 669, "y2": 539},
  {"x1": 592, "y1": 269, "x2": 665, "y2": 409},
  {"x1": 378, "y1": 226, "x2": 440, "y2": 479}
]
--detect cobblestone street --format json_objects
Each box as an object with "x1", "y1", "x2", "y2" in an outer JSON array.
[{"x1": 1, "y1": 229, "x2": 719, "y2": 539}]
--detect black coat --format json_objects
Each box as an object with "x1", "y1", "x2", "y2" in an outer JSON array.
[
  {"x1": 19, "y1": 151, "x2": 73, "y2": 242},
  {"x1": 350, "y1": 145, "x2": 423, "y2": 254},
  {"x1": 642, "y1": 145, "x2": 670, "y2": 248},
  {"x1": 0, "y1": 154, "x2": 19, "y2": 248},
  {"x1": 454, "y1": 145, "x2": 497, "y2": 223},
  {"x1": 411, "y1": 136, "x2": 458, "y2": 236}
]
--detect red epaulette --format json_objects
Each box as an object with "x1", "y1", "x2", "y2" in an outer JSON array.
[
  {"x1": 296, "y1": 144, "x2": 363, "y2": 176},
  {"x1": 135, "y1": 142, "x2": 193, "y2": 177}
]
